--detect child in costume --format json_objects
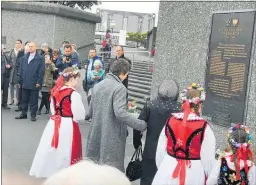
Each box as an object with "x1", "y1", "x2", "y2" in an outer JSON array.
[
  {"x1": 30, "y1": 66, "x2": 85, "y2": 178},
  {"x1": 207, "y1": 124, "x2": 255, "y2": 185},
  {"x1": 152, "y1": 83, "x2": 216, "y2": 185}
]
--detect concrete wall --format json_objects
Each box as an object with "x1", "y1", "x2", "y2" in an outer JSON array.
[
  {"x1": 152, "y1": 1, "x2": 256, "y2": 150},
  {"x1": 1, "y1": 2, "x2": 101, "y2": 62}
]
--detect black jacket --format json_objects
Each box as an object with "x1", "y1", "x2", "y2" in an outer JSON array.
[
  {"x1": 1, "y1": 53, "x2": 13, "y2": 78},
  {"x1": 133, "y1": 98, "x2": 181, "y2": 185},
  {"x1": 106, "y1": 54, "x2": 131, "y2": 88}
]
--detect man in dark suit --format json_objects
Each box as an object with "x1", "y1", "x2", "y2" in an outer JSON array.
[
  {"x1": 15, "y1": 42, "x2": 45, "y2": 121},
  {"x1": 105, "y1": 45, "x2": 131, "y2": 88},
  {"x1": 1, "y1": 47, "x2": 13, "y2": 109}
]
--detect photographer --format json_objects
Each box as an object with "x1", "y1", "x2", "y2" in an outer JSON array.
[{"x1": 56, "y1": 44, "x2": 79, "y2": 73}]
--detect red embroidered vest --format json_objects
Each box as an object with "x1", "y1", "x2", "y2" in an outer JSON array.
[
  {"x1": 52, "y1": 88, "x2": 74, "y2": 117},
  {"x1": 165, "y1": 116, "x2": 207, "y2": 160}
]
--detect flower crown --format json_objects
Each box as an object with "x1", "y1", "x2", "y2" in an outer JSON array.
[
  {"x1": 180, "y1": 83, "x2": 206, "y2": 104},
  {"x1": 61, "y1": 65, "x2": 79, "y2": 81},
  {"x1": 227, "y1": 124, "x2": 252, "y2": 148}
]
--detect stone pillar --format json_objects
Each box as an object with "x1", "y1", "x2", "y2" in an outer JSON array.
[{"x1": 152, "y1": 1, "x2": 256, "y2": 150}]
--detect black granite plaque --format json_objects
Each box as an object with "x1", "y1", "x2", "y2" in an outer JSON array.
[{"x1": 203, "y1": 11, "x2": 256, "y2": 127}]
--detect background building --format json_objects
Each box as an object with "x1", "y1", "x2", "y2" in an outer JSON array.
[{"x1": 96, "y1": 8, "x2": 155, "y2": 33}]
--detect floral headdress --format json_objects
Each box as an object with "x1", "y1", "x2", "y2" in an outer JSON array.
[
  {"x1": 60, "y1": 65, "x2": 79, "y2": 81},
  {"x1": 227, "y1": 124, "x2": 252, "y2": 148},
  {"x1": 227, "y1": 123, "x2": 253, "y2": 183},
  {"x1": 180, "y1": 83, "x2": 206, "y2": 104},
  {"x1": 51, "y1": 65, "x2": 80, "y2": 98}
]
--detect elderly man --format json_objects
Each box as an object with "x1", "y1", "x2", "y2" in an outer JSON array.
[
  {"x1": 106, "y1": 45, "x2": 131, "y2": 88},
  {"x1": 15, "y1": 42, "x2": 45, "y2": 121},
  {"x1": 86, "y1": 58, "x2": 147, "y2": 172}
]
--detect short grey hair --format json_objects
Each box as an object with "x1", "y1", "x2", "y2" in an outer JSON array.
[
  {"x1": 43, "y1": 160, "x2": 131, "y2": 185},
  {"x1": 110, "y1": 58, "x2": 131, "y2": 76}
]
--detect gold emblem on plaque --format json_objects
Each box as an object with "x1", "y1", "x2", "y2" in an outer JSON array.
[{"x1": 226, "y1": 18, "x2": 239, "y2": 27}]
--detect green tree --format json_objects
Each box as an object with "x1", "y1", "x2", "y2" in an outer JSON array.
[
  {"x1": 48, "y1": 1, "x2": 100, "y2": 10},
  {"x1": 127, "y1": 32, "x2": 147, "y2": 47}
]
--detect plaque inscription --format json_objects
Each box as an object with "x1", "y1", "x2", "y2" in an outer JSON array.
[{"x1": 203, "y1": 11, "x2": 256, "y2": 127}]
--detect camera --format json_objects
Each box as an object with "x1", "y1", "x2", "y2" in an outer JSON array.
[{"x1": 66, "y1": 56, "x2": 71, "y2": 62}]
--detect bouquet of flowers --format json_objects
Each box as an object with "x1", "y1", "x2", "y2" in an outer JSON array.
[{"x1": 128, "y1": 101, "x2": 137, "y2": 113}]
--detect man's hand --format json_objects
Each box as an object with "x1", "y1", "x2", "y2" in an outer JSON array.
[
  {"x1": 6, "y1": 64, "x2": 11, "y2": 69},
  {"x1": 93, "y1": 76, "x2": 100, "y2": 80},
  {"x1": 63, "y1": 57, "x2": 66, "y2": 63},
  {"x1": 36, "y1": 84, "x2": 40, "y2": 88}
]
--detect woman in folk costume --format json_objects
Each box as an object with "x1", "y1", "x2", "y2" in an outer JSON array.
[
  {"x1": 207, "y1": 124, "x2": 255, "y2": 185},
  {"x1": 30, "y1": 66, "x2": 85, "y2": 178},
  {"x1": 152, "y1": 83, "x2": 216, "y2": 185}
]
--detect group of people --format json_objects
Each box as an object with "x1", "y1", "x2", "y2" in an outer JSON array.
[
  {"x1": 28, "y1": 47, "x2": 255, "y2": 185},
  {"x1": 2, "y1": 40, "x2": 255, "y2": 185},
  {"x1": 1, "y1": 40, "x2": 81, "y2": 121}
]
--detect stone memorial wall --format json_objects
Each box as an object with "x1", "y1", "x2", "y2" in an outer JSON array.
[{"x1": 152, "y1": 1, "x2": 256, "y2": 149}]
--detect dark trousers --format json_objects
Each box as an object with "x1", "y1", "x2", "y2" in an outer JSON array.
[
  {"x1": 140, "y1": 159, "x2": 157, "y2": 185},
  {"x1": 17, "y1": 86, "x2": 23, "y2": 109},
  {"x1": 21, "y1": 88, "x2": 39, "y2": 117},
  {"x1": 1, "y1": 77, "x2": 9, "y2": 106},
  {"x1": 38, "y1": 92, "x2": 50, "y2": 111}
]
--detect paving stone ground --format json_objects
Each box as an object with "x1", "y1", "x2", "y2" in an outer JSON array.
[{"x1": 2, "y1": 48, "x2": 148, "y2": 185}]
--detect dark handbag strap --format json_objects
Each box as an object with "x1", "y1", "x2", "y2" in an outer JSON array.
[{"x1": 131, "y1": 146, "x2": 143, "y2": 161}]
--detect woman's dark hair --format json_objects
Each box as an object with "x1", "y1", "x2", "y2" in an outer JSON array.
[
  {"x1": 44, "y1": 52, "x2": 52, "y2": 60},
  {"x1": 62, "y1": 41, "x2": 69, "y2": 45},
  {"x1": 53, "y1": 49, "x2": 60, "y2": 56},
  {"x1": 25, "y1": 41, "x2": 30, "y2": 46},
  {"x1": 110, "y1": 58, "x2": 131, "y2": 77},
  {"x1": 16, "y1": 39, "x2": 22, "y2": 44}
]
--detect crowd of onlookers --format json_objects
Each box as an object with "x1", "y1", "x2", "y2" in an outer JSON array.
[
  {"x1": 1, "y1": 39, "x2": 132, "y2": 122},
  {"x1": 1, "y1": 40, "x2": 82, "y2": 121}
]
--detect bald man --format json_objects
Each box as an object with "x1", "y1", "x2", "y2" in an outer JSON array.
[{"x1": 15, "y1": 41, "x2": 45, "y2": 122}]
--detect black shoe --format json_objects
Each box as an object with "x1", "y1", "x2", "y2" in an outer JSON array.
[
  {"x1": 15, "y1": 108, "x2": 22, "y2": 112},
  {"x1": 2, "y1": 105, "x2": 11, "y2": 110},
  {"x1": 15, "y1": 114, "x2": 27, "y2": 119},
  {"x1": 37, "y1": 111, "x2": 41, "y2": 115},
  {"x1": 44, "y1": 110, "x2": 49, "y2": 114},
  {"x1": 31, "y1": 117, "x2": 36, "y2": 122}
]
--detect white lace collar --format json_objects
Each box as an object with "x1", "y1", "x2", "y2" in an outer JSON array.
[{"x1": 172, "y1": 112, "x2": 204, "y2": 121}]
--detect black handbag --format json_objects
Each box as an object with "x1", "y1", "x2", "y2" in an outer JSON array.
[{"x1": 126, "y1": 146, "x2": 143, "y2": 181}]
